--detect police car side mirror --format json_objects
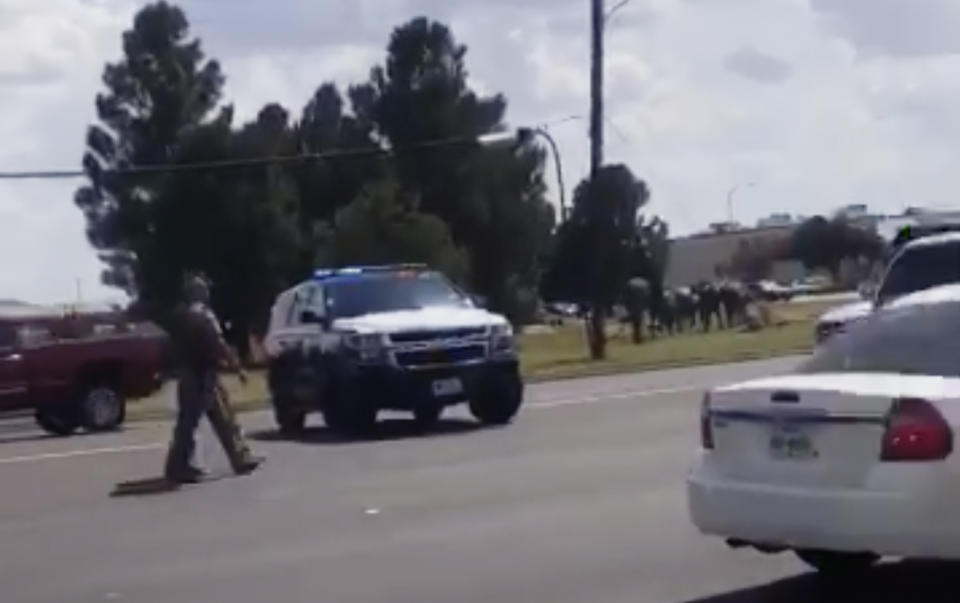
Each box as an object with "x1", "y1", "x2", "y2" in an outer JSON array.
[{"x1": 471, "y1": 295, "x2": 489, "y2": 309}]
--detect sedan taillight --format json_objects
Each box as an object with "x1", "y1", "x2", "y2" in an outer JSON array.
[
  {"x1": 700, "y1": 393, "x2": 714, "y2": 450},
  {"x1": 881, "y1": 398, "x2": 953, "y2": 462}
]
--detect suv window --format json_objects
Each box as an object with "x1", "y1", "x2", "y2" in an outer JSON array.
[
  {"x1": 288, "y1": 284, "x2": 325, "y2": 326},
  {"x1": 877, "y1": 241, "x2": 960, "y2": 305},
  {"x1": 0, "y1": 323, "x2": 16, "y2": 350},
  {"x1": 17, "y1": 324, "x2": 54, "y2": 347},
  {"x1": 325, "y1": 272, "x2": 470, "y2": 319},
  {"x1": 799, "y1": 302, "x2": 960, "y2": 377}
]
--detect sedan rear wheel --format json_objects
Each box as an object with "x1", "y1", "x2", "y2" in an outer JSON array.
[
  {"x1": 413, "y1": 404, "x2": 443, "y2": 431},
  {"x1": 795, "y1": 549, "x2": 879, "y2": 576}
]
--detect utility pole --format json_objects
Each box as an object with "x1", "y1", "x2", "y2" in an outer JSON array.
[
  {"x1": 590, "y1": 0, "x2": 604, "y2": 177},
  {"x1": 587, "y1": 0, "x2": 607, "y2": 360}
]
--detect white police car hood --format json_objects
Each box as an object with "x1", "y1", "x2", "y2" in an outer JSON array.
[
  {"x1": 817, "y1": 300, "x2": 873, "y2": 325},
  {"x1": 331, "y1": 306, "x2": 509, "y2": 335}
]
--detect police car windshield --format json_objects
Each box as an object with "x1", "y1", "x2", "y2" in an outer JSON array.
[{"x1": 324, "y1": 272, "x2": 471, "y2": 319}]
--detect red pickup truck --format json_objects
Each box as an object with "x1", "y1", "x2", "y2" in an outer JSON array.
[{"x1": 0, "y1": 308, "x2": 168, "y2": 435}]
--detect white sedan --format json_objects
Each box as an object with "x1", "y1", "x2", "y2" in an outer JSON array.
[{"x1": 688, "y1": 284, "x2": 960, "y2": 575}]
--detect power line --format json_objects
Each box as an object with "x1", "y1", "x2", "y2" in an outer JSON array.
[{"x1": 0, "y1": 133, "x2": 509, "y2": 181}]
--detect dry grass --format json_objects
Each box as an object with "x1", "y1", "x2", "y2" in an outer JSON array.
[{"x1": 519, "y1": 302, "x2": 821, "y2": 382}]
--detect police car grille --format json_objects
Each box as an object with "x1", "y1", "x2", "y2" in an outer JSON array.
[
  {"x1": 389, "y1": 327, "x2": 487, "y2": 344},
  {"x1": 395, "y1": 345, "x2": 486, "y2": 367}
]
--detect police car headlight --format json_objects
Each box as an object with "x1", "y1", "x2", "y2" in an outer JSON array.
[
  {"x1": 490, "y1": 323, "x2": 515, "y2": 355},
  {"x1": 342, "y1": 333, "x2": 385, "y2": 361}
]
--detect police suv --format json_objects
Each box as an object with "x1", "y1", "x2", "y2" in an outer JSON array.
[{"x1": 264, "y1": 265, "x2": 523, "y2": 435}]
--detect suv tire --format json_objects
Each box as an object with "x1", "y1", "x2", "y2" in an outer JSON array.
[
  {"x1": 35, "y1": 405, "x2": 80, "y2": 436},
  {"x1": 470, "y1": 372, "x2": 523, "y2": 425},
  {"x1": 80, "y1": 385, "x2": 126, "y2": 432}
]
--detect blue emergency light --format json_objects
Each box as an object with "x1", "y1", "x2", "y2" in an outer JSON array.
[{"x1": 312, "y1": 264, "x2": 428, "y2": 280}]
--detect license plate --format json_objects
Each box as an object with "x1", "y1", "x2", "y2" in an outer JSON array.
[
  {"x1": 769, "y1": 424, "x2": 818, "y2": 460},
  {"x1": 431, "y1": 377, "x2": 463, "y2": 397}
]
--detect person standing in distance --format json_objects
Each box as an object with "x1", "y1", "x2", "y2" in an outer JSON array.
[{"x1": 164, "y1": 274, "x2": 264, "y2": 484}]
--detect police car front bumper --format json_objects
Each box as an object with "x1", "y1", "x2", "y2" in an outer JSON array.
[{"x1": 331, "y1": 356, "x2": 521, "y2": 411}]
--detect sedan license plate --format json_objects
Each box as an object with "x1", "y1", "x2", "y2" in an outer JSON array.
[
  {"x1": 431, "y1": 377, "x2": 463, "y2": 398},
  {"x1": 769, "y1": 424, "x2": 818, "y2": 460}
]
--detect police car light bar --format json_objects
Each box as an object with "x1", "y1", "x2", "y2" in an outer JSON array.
[{"x1": 313, "y1": 264, "x2": 428, "y2": 279}]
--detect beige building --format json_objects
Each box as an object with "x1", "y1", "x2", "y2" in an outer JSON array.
[{"x1": 664, "y1": 224, "x2": 800, "y2": 287}]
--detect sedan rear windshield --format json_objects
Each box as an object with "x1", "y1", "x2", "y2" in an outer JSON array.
[
  {"x1": 878, "y1": 242, "x2": 960, "y2": 304},
  {"x1": 799, "y1": 301, "x2": 960, "y2": 377}
]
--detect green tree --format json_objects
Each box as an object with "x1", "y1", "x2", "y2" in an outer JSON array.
[
  {"x1": 318, "y1": 178, "x2": 469, "y2": 281},
  {"x1": 543, "y1": 164, "x2": 652, "y2": 359},
  {"x1": 134, "y1": 105, "x2": 303, "y2": 357},
  {"x1": 357, "y1": 17, "x2": 552, "y2": 318},
  {"x1": 74, "y1": 1, "x2": 225, "y2": 293},
  {"x1": 789, "y1": 216, "x2": 885, "y2": 278},
  {"x1": 463, "y1": 143, "x2": 555, "y2": 323},
  {"x1": 294, "y1": 83, "x2": 382, "y2": 225}
]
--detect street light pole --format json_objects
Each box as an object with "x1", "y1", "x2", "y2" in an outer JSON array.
[
  {"x1": 518, "y1": 127, "x2": 567, "y2": 222},
  {"x1": 726, "y1": 182, "x2": 755, "y2": 225}
]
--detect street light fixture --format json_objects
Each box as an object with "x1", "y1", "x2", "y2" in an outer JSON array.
[
  {"x1": 726, "y1": 181, "x2": 756, "y2": 225},
  {"x1": 517, "y1": 127, "x2": 568, "y2": 223}
]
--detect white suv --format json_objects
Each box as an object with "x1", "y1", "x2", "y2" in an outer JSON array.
[
  {"x1": 263, "y1": 265, "x2": 523, "y2": 435},
  {"x1": 815, "y1": 232, "x2": 960, "y2": 343}
]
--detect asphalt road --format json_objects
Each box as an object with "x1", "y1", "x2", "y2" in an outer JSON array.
[{"x1": 0, "y1": 356, "x2": 955, "y2": 603}]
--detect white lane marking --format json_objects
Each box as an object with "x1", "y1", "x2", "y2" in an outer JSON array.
[
  {"x1": 529, "y1": 384, "x2": 705, "y2": 409},
  {"x1": 0, "y1": 443, "x2": 163, "y2": 465},
  {"x1": 0, "y1": 384, "x2": 708, "y2": 466}
]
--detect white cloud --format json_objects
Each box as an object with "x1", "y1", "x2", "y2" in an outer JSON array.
[
  {"x1": 810, "y1": 0, "x2": 960, "y2": 57},
  {"x1": 3, "y1": 0, "x2": 960, "y2": 303},
  {"x1": 724, "y1": 46, "x2": 793, "y2": 83}
]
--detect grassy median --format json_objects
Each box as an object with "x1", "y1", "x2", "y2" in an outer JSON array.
[{"x1": 129, "y1": 299, "x2": 832, "y2": 421}]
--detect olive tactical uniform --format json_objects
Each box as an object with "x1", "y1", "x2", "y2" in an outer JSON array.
[{"x1": 164, "y1": 278, "x2": 262, "y2": 483}]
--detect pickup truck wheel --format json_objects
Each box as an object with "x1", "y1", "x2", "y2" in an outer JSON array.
[
  {"x1": 470, "y1": 372, "x2": 524, "y2": 426},
  {"x1": 35, "y1": 406, "x2": 80, "y2": 436},
  {"x1": 80, "y1": 385, "x2": 126, "y2": 432}
]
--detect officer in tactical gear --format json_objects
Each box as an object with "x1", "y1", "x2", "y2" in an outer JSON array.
[{"x1": 164, "y1": 274, "x2": 263, "y2": 484}]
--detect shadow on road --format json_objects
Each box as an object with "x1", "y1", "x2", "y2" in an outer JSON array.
[
  {"x1": 249, "y1": 417, "x2": 483, "y2": 445},
  {"x1": 110, "y1": 477, "x2": 182, "y2": 497},
  {"x1": 682, "y1": 560, "x2": 960, "y2": 603}
]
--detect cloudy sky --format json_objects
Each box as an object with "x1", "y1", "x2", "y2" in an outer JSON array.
[{"x1": 2, "y1": 0, "x2": 960, "y2": 303}]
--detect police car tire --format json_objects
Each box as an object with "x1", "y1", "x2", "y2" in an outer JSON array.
[
  {"x1": 470, "y1": 375, "x2": 523, "y2": 425},
  {"x1": 275, "y1": 407, "x2": 306, "y2": 435}
]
